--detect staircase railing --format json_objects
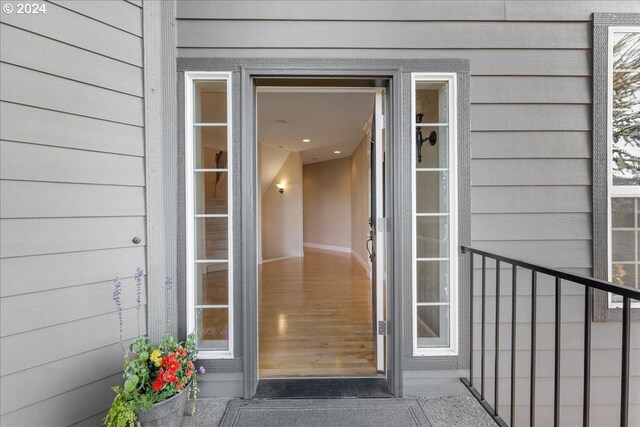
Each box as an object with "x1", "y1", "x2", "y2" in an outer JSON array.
[{"x1": 460, "y1": 245, "x2": 639, "y2": 427}]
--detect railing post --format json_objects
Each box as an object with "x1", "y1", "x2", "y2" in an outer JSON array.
[
  {"x1": 481, "y1": 256, "x2": 487, "y2": 400},
  {"x1": 554, "y1": 277, "x2": 562, "y2": 427},
  {"x1": 583, "y1": 288, "x2": 591, "y2": 427},
  {"x1": 469, "y1": 252, "x2": 474, "y2": 387},
  {"x1": 511, "y1": 265, "x2": 517, "y2": 426},
  {"x1": 495, "y1": 260, "x2": 501, "y2": 416},
  {"x1": 620, "y1": 297, "x2": 630, "y2": 427},
  {"x1": 530, "y1": 271, "x2": 537, "y2": 427}
]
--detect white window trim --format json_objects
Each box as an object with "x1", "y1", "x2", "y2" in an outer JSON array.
[
  {"x1": 185, "y1": 71, "x2": 234, "y2": 359},
  {"x1": 606, "y1": 27, "x2": 640, "y2": 309},
  {"x1": 411, "y1": 73, "x2": 459, "y2": 356}
]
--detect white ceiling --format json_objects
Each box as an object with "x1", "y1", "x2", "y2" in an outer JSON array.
[{"x1": 257, "y1": 91, "x2": 375, "y2": 165}]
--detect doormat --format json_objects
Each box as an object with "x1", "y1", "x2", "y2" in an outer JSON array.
[
  {"x1": 219, "y1": 398, "x2": 432, "y2": 427},
  {"x1": 253, "y1": 378, "x2": 392, "y2": 398}
]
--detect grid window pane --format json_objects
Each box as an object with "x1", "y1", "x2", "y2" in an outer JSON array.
[
  {"x1": 417, "y1": 305, "x2": 450, "y2": 348},
  {"x1": 416, "y1": 216, "x2": 449, "y2": 259},
  {"x1": 415, "y1": 126, "x2": 448, "y2": 168},
  {"x1": 611, "y1": 31, "x2": 640, "y2": 186},
  {"x1": 196, "y1": 263, "x2": 229, "y2": 306},
  {"x1": 194, "y1": 81, "x2": 227, "y2": 123},
  {"x1": 610, "y1": 197, "x2": 639, "y2": 294},
  {"x1": 195, "y1": 217, "x2": 229, "y2": 260},
  {"x1": 195, "y1": 172, "x2": 228, "y2": 215},
  {"x1": 194, "y1": 126, "x2": 228, "y2": 169},
  {"x1": 416, "y1": 171, "x2": 448, "y2": 214},
  {"x1": 196, "y1": 308, "x2": 229, "y2": 351},
  {"x1": 417, "y1": 260, "x2": 449, "y2": 303}
]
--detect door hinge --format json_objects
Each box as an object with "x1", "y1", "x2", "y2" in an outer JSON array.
[
  {"x1": 378, "y1": 320, "x2": 388, "y2": 336},
  {"x1": 377, "y1": 114, "x2": 385, "y2": 130},
  {"x1": 377, "y1": 217, "x2": 386, "y2": 232}
]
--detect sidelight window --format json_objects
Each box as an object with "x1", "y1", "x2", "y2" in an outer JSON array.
[
  {"x1": 185, "y1": 73, "x2": 234, "y2": 358},
  {"x1": 412, "y1": 74, "x2": 458, "y2": 355}
]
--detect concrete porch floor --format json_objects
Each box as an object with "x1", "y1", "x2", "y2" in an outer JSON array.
[{"x1": 182, "y1": 382, "x2": 496, "y2": 427}]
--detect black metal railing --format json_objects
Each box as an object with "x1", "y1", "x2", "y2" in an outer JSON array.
[{"x1": 460, "y1": 245, "x2": 639, "y2": 427}]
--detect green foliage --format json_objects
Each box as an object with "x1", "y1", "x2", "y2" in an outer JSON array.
[
  {"x1": 612, "y1": 32, "x2": 640, "y2": 185},
  {"x1": 103, "y1": 387, "x2": 140, "y2": 427},
  {"x1": 104, "y1": 333, "x2": 200, "y2": 426}
]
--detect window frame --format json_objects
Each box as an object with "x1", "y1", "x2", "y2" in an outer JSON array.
[
  {"x1": 607, "y1": 27, "x2": 640, "y2": 310},
  {"x1": 592, "y1": 13, "x2": 640, "y2": 322},
  {"x1": 411, "y1": 72, "x2": 459, "y2": 356},
  {"x1": 184, "y1": 71, "x2": 234, "y2": 359}
]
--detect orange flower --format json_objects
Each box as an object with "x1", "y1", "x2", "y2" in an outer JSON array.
[{"x1": 161, "y1": 354, "x2": 180, "y2": 373}]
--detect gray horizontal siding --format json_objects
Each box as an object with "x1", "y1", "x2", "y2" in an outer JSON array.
[
  {"x1": 0, "y1": 102, "x2": 144, "y2": 156},
  {"x1": 1, "y1": 24, "x2": 143, "y2": 96},
  {"x1": 472, "y1": 186, "x2": 592, "y2": 213},
  {"x1": 1, "y1": 374, "x2": 124, "y2": 426},
  {"x1": 0, "y1": 1, "x2": 143, "y2": 66},
  {"x1": 471, "y1": 76, "x2": 591, "y2": 104},
  {"x1": 1, "y1": 276, "x2": 147, "y2": 336},
  {"x1": 177, "y1": 1, "x2": 637, "y2": 21},
  {"x1": 179, "y1": 21, "x2": 590, "y2": 49},
  {"x1": 0, "y1": 1, "x2": 146, "y2": 423},
  {"x1": 0, "y1": 63, "x2": 143, "y2": 126},
  {"x1": 0, "y1": 307, "x2": 142, "y2": 376},
  {"x1": 0, "y1": 141, "x2": 144, "y2": 186},
  {"x1": 178, "y1": 48, "x2": 592, "y2": 76},
  {"x1": 471, "y1": 132, "x2": 591, "y2": 159},
  {"x1": 1, "y1": 342, "x2": 133, "y2": 416},
  {"x1": 0, "y1": 217, "x2": 146, "y2": 258},
  {"x1": 471, "y1": 104, "x2": 591, "y2": 131},
  {"x1": 0, "y1": 181, "x2": 145, "y2": 218},
  {"x1": 473, "y1": 159, "x2": 591, "y2": 186},
  {"x1": 472, "y1": 213, "x2": 592, "y2": 241},
  {"x1": 50, "y1": 0, "x2": 142, "y2": 37},
  {"x1": 1, "y1": 246, "x2": 146, "y2": 297}
]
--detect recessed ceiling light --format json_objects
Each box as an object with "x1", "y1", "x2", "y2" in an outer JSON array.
[
  {"x1": 302, "y1": 139, "x2": 311, "y2": 143},
  {"x1": 334, "y1": 150, "x2": 341, "y2": 154}
]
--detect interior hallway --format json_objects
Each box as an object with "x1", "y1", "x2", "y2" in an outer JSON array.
[{"x1": 258, "y1": 248, "x2": 376, "y2": 377}]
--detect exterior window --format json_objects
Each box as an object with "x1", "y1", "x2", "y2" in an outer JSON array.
[
  {"x1": 185, "y1": 73, "x2": 233, "y2": 358},
  {"x1": 608, "y1": 29, "x2": 640, "y2": 308},
  {"x1": 412, "y1": 74, "x2": 458, "y2": 355}
]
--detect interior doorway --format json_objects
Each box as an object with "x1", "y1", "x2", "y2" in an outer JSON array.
[{"x1": 256, "y1": 84, "x2": 386, "y2": 378}]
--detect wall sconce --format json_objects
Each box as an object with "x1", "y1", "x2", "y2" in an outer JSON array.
[
  {"x1": 276, "y1": 183, "x2": 285, "y2": 194},
  {"x1": 415, "y1": 113, "x2": 437, "y2": 164}
]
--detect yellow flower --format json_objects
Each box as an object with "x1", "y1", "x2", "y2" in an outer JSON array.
[{"x1": 150, "y1": 349, "x2": 162, "y2": 367}]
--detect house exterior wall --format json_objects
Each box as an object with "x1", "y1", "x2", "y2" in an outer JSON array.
[
  {"x1": 176, "y1": 1, "x2": 639, "y2": 425},
  {"x1": 0, "y1": 1, "x2": 146, "y2": 425}
]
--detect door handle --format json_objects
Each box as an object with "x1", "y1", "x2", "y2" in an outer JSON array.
[{"x1": 366, "y1": 237, "x2": 374, "y2": 261}]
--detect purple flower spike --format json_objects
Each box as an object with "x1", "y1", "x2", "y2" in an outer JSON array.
[
  {"x1": 112, "y1": 277, "x2": 124, "y2": 350},
  {"x1": 198, "y1": 366, "x2": 206, "y2": 375}
]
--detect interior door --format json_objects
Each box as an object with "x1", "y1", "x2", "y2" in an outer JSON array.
[{"x1": 368, "y1": 90, "x2": 386, "y2": 372}]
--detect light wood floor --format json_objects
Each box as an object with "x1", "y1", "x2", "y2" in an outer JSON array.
[{"x1": 259, "y1": 248, "x2": 377, "y2": 377}]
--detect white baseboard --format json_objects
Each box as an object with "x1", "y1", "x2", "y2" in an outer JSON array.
[
  {"x1": 262, "y1": 255, "x2": 301, "y2": 264},
  {"x1": 303, "y1": 242, "x2": 351, "y2": 253},
  {"x1": 351, "y1": 249, "x2": 372, "y2": 278}
]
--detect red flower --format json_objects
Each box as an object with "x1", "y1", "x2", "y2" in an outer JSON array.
[
  {"x1": 162, "y1": 354, "x2": 180, "y2": 373},
  {"x1": 177, "y1": 347, "x2": 187, "y2": 358},
  {"x1": 152, "y1": 377, "x2": 165, "y2": 392},
  {"x1": 177, "y1": 381, "x2": 185, "y2": 390},
  {"x1": 163, "y1": 369, "x2": 178, "y2": 384},
  {"x1": 185, "y1": 369, "x2": 193, "y2": 378}
]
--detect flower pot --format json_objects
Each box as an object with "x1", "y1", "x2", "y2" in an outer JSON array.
[{"x1": 135, "y1": 385, "x2": 189, "y2": 427}]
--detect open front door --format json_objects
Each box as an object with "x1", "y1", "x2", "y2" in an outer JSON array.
[{"x1": 368, "y1": 90, "x2": 386, "y2": 372}]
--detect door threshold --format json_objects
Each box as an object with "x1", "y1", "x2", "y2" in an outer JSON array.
[{"x1": 253, "y1": 378, "x2": 393, "y2": 399}]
